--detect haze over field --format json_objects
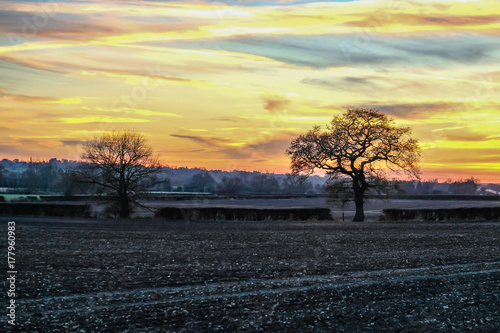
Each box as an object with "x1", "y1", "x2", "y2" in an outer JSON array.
[{"x1": 1, "y1": 0, "x2": 499, "y2": 181}]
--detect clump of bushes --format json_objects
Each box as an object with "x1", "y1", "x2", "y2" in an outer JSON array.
[
  {"x1": 381, "y1": 207, "x2": 500, "y2": 221},
  {"x1": 0, "y1": 203, "x2": 92, "y2": 217},
  {"x1": 155, "y1": 207, "x2": 332, "y2": 221}
]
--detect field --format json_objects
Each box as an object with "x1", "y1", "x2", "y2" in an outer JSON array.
[{"x1": 7, "y1": 215, "x2": 500, "y2": 332}]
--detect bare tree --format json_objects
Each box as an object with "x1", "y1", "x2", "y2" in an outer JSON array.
[
  {"x1": 251, "y1": 174, "x2": 280, "y2": 194},
  {"x1": 286, "y1": 108, "x2": 420, "y2": 221},
  {"x1": 216, "y1": 176, "x2": 243, "y2": 195},
  {"x1": 282, "y1": 173, "x2": 313, "y2": 195},
  {"x1": 78, "y1": 130, "x2": 163, "y2": 218},
  {"x1": 187, "y1": 171, "x2": 216, "y2": 193}
]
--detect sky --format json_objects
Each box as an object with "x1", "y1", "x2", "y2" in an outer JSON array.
[{"x1": 0, "y1": 0, "x2": 499, "y2": 181}]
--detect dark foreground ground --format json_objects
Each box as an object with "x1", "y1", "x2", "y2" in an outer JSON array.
[{"x1": 4, "y1": 218, "x2": 500, "y2": 332}]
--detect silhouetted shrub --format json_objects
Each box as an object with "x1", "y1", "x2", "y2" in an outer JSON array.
[
  {"x1": 155, "y1": 207, "x2": 332, "y2": 221},
  {"x1": 0, "y1": 203, "x2": 91, "y2": 217},
  {"x1": 381, "y1": 207, "x2": 500, "y2": 221}
]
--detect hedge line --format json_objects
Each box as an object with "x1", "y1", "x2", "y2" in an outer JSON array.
[
  {"x1": 0, "y1": 203, "x2": 92, "y2": 217},
  {"x1": 382, "y1": 207, "x2": 500, "y2": 221},
  {"x1": 155, "y1": 207, "x2": 332, "y2": 221},
  {"x1": 381, "y1": 195, "x2": 500, "y2": 201}
]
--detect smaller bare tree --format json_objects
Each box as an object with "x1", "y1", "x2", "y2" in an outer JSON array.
[{"x1": 78, "y1": 130, "x2": 163, "y2": 218}]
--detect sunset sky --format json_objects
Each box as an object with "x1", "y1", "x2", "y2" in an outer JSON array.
[{"x1": 1, "y1": 0, "x2": 499, "y2": 181}]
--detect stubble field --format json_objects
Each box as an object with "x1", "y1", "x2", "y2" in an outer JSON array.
[{"x1": 6, "y1": 216, "x2": 500, "y2": 332}]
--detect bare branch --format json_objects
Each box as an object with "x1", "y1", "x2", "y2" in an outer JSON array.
[
  {"x1": 286, "y1": 108, "x2": 421, "y2": 221},
  {"x1": 77, "y1": 130, "x2": 164, "y2": 218}
]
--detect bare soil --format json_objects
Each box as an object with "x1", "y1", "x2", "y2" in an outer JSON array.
[{"x1": 6, "y1": 217, "x2": 500, "y2": 332}]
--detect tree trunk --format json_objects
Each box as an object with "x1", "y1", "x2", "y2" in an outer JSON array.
[
  {"x1": 353, "y1": 186, "x2": 365, "y2": 222},
  {"x1": 119, "y1": 192, "x2": 130, "y2": 218}
]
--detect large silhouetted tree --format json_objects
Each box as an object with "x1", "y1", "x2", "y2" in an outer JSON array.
[
  {"x1": 78, "y1": 130, "x2": 162, "y2": 218},
  {"x1": 286, "y1": 108, "x2": 420, "y2": 221}
]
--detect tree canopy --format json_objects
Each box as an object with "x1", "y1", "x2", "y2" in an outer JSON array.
[
  {"x1": 78, "y1": 130, "x2": 163, "y2": 218},
  {"x1": 286, "y1": 108, "x2": 420, "y2": 221}
]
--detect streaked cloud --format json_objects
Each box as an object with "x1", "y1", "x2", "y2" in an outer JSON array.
[
  {"x1": 165, "y1": 34, "x2": 500, "y2": 69},
  {"x1": 60, "y1": 116, "x2": 150, "y2": 124},
  {"x1": 169, "y1": 134, "x2": 230, "y2": 148}
]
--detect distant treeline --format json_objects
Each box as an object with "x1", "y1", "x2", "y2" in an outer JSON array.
[
  {"x1": 0, "y1": 158, "x2": 498, "y2": 197},
  {"x1": 397, "y1": 177, "x2": 491, "y2": 195},
  {"x1": 0, "y1": 158, "x2": 325, "y2": 195}
]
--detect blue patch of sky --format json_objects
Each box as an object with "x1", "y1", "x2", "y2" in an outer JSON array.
[
  {"x1": 0, "y1": 35, "x2": 55, "y2": 47},
  {"x1": 0, "y1": 58, "x2": 70, "y2": 93},
  {"x1": 122, "y1": 15, "x2": 180, "y2": 23},
  {"x1": 142, "y1": 34, "x2": 500, "y2": 69},
  {"x1": 0, "y1": 10, "x2": 89, "y2": 25}
]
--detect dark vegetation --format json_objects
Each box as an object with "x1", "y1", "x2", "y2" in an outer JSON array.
[
  {"x1": 0, "y1": 202, "x2": 91, "y2": 217},
  {"x1": 0, "y1": 157, "x2": 498, "y2": 221},
  {"x1": 398, "y1": 177, "x2": 481, "y2": 195},
  {"x1": 155, "y1": 207, "x2": 332, "y2": 221},
  {"x1": 0, "y1": 159, "x2": 500, "y2": 220},
  {"x1": 0, "y1": 159, "x2": 493, "y2": 198},
  {"x1": 287, "y1": 109, "x2": 421, "y2": 221},
  {"x1": 76, "y1": 130, "x2": 163, "y2": 218},
  {"x1": 0, "y1": 159, "x2": 323, "y2": 196},
  {"x1": 382, "y1": 207, "x2": 500, "y2": 221}
]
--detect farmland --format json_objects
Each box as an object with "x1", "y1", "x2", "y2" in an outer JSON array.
[{"x1": 6, "y1": 214, "x2": 500, "y2": 332}]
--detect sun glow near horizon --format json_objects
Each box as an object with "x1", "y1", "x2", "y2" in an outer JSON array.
[{"x1": 0, "y1": 0, "x2": 499, "y2": 182}]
